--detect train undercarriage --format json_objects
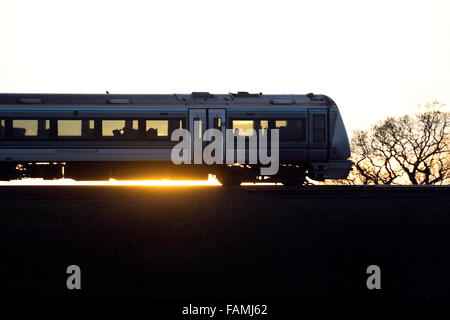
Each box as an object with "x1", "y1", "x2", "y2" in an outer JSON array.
[{"x1": 0, "y1": 161, "x2": 311, "y2": 186}]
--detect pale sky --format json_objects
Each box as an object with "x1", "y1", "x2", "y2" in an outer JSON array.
[{"x1": 1, "y1": 0, "x2": 449, "y2": 135}]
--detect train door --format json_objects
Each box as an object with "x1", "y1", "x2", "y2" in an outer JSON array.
[
  {"x1": 189, "y1": 109, "x2": 207, "y2": 163},
  {"x1": 207, "y1": 109, "x2": 226, "y2": 152},
  {"x1": 308, "y1": 109, "x2": 328, "y2": 161}
]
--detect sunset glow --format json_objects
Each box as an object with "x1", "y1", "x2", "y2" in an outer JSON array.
[
  {"x1": 0, "y1": 175, "x2": 221, "y2": 186},
  {"x1": 0, "y1": 176, "x2": 285, "y2": 186}
]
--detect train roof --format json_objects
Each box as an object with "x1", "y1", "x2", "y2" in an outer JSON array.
[{"x1": 0, "y1": 92, "x2": 337, "y2": 109}]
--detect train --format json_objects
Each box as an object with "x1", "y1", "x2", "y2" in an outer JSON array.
[{"x1": 0, "y1": 92, "x2": 352, "y2": 185}]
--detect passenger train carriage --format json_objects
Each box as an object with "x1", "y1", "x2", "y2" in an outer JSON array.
[{"x1": 0, "y1": 92, "x2": 352, "y2": 185}]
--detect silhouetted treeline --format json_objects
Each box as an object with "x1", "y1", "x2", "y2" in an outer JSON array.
[{"x1": 335, "y1": 102, "x2": 449, "y2": 185}]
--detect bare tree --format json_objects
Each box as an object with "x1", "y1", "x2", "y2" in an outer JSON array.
[
  {"x1": 349, "y1": 129, "x2": 401, "y2": 184},
  {"x1": 334, "y1": 102, "x2": 450, "y2": 185}
]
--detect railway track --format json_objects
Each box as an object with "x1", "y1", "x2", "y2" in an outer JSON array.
[{"x1": 0, "y1": 184, "x2": 449, "y2": 200}]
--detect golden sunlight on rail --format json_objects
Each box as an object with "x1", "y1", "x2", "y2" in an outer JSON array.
[
  {"x1": 0, "y1": 175, "x2": 222, "y2": 186},
  {"x1": 0, "y1": 176, "x2": 284, "y2": 186}
]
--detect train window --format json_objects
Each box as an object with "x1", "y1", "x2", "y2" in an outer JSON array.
[
  {"x1": 11, "y1": 120, "x2": 52, "y2": 139},
  {"x1": 98, "y1": 119, "x2": 184, "y2": 140},
  {"x1": 259, "y1": 120, "x2": 268, "y2": 137},
  {"x1": 313, "y1": 114, "x2": 326, "y2": 142},
  {"x1": 102, "y1": 120, "x2": 139, "y2": 139},
  {"x1": 12, "y1": 120, "x2": 38, "y2": 137},
  {"x1": 85, "y1": 120, "x2": 95, "y2": 139},
  {"x1": 145, "y1": 119, "x2": 183, "y2": 140},
  {"x1": 213, "y1": 118, "x2": 221, "y2": 129},
  {"x1": 146, "y1": 120, "x2": 168, "y2": 138},
  {"x1": 58, "y1": 120, "x2": 82, "y2": 137},
  {"x1": 232, "y1": 120, "x2": 255, "y2": 136},
  {"x1": 55, "y1": 120, "x2": 97, "y2": 139},
  {"x1": 275, "y1": 119, "x2": 306, "y2": 142},
  {"x1": 103, "y1": 120, "x2": 125, "y2": 137},
  {"x1": 0, "y1": 119, "x2": 4, "y2": 139},
  {"x1": 260, "y1": 120, "x2": 268, "y2": 129},
  {"x1": 193, "y1": 119, "x2": 202, "y2": 139}
]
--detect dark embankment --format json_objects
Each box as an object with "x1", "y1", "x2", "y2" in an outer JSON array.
[{"x1": 0, "y1": 186, "x2": 449, "y2": 301}]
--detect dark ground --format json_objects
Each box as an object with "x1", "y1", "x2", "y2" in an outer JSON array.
[{"x1": 0, "y1": 185, "x2": 449, "y2": 302}]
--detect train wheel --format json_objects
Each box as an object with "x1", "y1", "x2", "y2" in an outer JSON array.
[
  {"x1": 0, "y1": 162, "x2": 21, "y2": 181},
  {"x1": 280, "y1": 173, "x2": 306, "y2": 186},
  {"x1": 217, "y1": 174, "x2": 242, "y2": 186}
]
